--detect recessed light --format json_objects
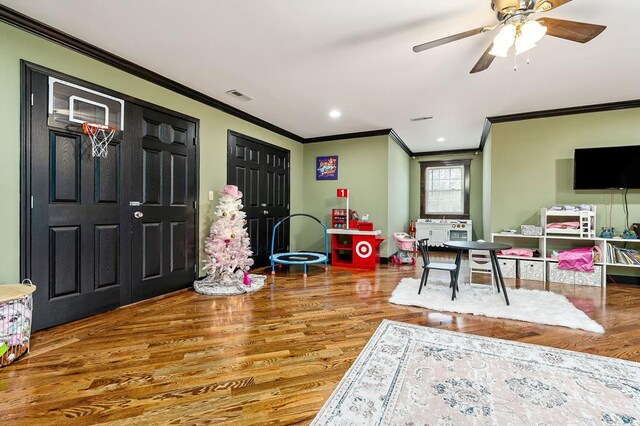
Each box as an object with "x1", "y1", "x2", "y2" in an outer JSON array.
[
  {"x1": 437, "y1": 137, "x2": 446, "y2": 142},
  {"x1": 329, "y1": 110, "x2": 342, "y2": 118}
]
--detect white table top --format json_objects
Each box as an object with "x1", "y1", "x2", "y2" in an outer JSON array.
[{"x1": 327, "y1": 228, "x2": 382, "y2": 236}]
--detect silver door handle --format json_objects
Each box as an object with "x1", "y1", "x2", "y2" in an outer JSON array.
[
  {"x1": 263, "y1": 210, "x2": 269, "y2": 215},
  {"x1": 134, "y1": 211, "x2": 144, "y2": 219}
]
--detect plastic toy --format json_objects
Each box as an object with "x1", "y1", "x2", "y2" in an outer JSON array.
[{"x1": 389, "y1": 232, "x2": 417, "y2": 265}]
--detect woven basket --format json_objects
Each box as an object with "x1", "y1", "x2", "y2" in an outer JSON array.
[{"x1": 0, "y1": 280, "x2": 35, "y2": 367}]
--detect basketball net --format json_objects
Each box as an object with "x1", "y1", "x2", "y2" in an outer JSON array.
[{"x1": 82, "y1": 122, "x2": 116, "y2": 158}]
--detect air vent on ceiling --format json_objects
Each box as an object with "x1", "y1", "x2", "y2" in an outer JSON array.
[
  {"x1": 410, "y1": 116, "x2": 434, "y2": 122},
  {"x1": 226, "y1": 89, "x2": 254, "y2": 102}
]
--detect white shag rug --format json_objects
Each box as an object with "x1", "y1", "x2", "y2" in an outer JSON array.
[{"x1": 390, "y1": 278, "x2": 604, "y2": 333}]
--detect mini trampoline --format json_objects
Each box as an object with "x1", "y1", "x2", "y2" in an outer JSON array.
[{"x1": 270, "y1": 214, "x2": 328, "y2": 278}]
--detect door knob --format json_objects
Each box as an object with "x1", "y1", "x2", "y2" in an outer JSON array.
[
  {"x1": 134, "y1": 211, "x2": 144, "y2": 219},
  {"x1": 263, "y1": 210, "x2": 270, "y2": 215}
]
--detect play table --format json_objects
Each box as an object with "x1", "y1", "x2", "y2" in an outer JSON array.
[{"x1": 444, "y1": 241, "x2": 512, "y2": 305}]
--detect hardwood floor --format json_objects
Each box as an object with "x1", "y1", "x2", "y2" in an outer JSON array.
[{"x1": 2, "y1": 255, "x2": 640, "y2": 425}]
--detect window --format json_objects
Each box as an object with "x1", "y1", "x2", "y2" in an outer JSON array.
[{"x1": 420, "y1": 160, "x2": 470, "y2": 218}]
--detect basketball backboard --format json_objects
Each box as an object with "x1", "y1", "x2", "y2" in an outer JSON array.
[{"x1": 48, "y1": 77, "x2": 125, "y2": 133}]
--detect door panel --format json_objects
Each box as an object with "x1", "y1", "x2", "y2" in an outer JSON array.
[
  {"x1": 263, "y1": 146, "x2": 290, "y2": 258},
  {"x1": 130, "y1": 105, "x2": 196, "y2": 301},
  {"x1": 94, "y1": 225, "x2": 120, "y2": 289},
  {"x1": 95, "y1": 147, "x2": 120, "y2": 203},
  {"x1": 171, "y1": 154, "x2": 188, "y2": 205},
  {"x1": 29, "y1": 71, "x2": 129, "y2": 330},
  {"x1": 49, "y1": 226, "x2": 81, "y2": 297},
  {"x1": 227, "y1": 132, "x2": 290, "y2": 266}
]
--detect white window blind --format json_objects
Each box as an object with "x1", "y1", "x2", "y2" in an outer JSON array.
[{"x1": 425, "y1": 165, "x2": 464, "y2": 214}]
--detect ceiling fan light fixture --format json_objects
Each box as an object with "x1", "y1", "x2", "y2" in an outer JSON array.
[
  {"x1": 515, "y1": 39, "x2": 536, "y2": 55},
  {"x1": 489, "y1": 43, "x2": 510, "y2": 57},
  {"x1": 494, "y1": 23, "x2": 516, "y2": 45},
  {"x1": 521, "y1": 20, "x2": 547, "y2": 44},
  {"x1": 514, "y1": 20, "x2": 547, "y2": 55},
  {"x1": 489, "y1": 23, "x2": 516, "y2": 56}
]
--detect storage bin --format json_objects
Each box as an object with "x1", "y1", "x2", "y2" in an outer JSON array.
[
  {"x1": 497, "y1": 258, "x2": 516, "y2": 279},
  {"x1": 518, "y1": 260, "x2": 544, "y2": 281},
  {"x1": 521, "y1": 225, "x2": 543, "y2": 236},
  {"x1": 0, "y1": 281, "x2": 35, "y2": 367},
  {"x1": 547, "y1": 263, "x2": 602, "y2": 286},
  {"x1": 547, "y1": 262, "x2": 574, "y2": 284},
  {"x1": 574, "y1": 266, "x2": 602, "y2": 287}
]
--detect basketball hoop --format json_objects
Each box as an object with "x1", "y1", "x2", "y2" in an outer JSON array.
[{"x1": 82, "y1": 122, "x2": 116, "y2": 158}]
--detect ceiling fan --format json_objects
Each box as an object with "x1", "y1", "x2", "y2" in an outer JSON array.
[{"x1": 413, "y1": 0, "x2": 606, "y2": 73}]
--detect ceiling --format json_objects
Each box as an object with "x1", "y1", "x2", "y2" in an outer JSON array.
[{"x1": 2, "y1": 0, "x2": 639, "y2": 152}]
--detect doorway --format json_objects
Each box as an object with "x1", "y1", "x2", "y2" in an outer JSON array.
[
  {"x1": 21, "y1": 63, "x2": 199, "y2": 330},
  {"x1": 227, "y1": 131, "x2": 290, "y2": 267}
]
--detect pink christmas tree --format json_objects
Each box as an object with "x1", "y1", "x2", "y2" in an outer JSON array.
[{"x1": 202, "y1": 185, "x2": 253, "y2": 283}]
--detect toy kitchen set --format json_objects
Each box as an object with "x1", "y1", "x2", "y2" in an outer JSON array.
[{"x1": 415, "y1": 218, "x2": 473, "y2": 247}]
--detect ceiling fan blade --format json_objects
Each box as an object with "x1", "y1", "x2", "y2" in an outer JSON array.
[
  {"x1": 535, "y1": 0, "x2": 572, "y2": 12},
  {"x1": 413, "y1": 26, "x2": 490, "y2": 53},
  {"x1": 538, "y1": 17, "x2": 606, "y2": 43},
  {"x1": 470, "y1": 44, "x2": 496, "y2": 74}
]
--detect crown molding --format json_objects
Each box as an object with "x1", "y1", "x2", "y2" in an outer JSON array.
[
  {"x1": 4, "y1": 4, "x2": 640, "y2": 158},
  {"x1": 304, "y1": 129, "x2": 391, "y2": 144},
  {"x1": 479, "y1": 98, "x2": 640, "y2": 151},
  {"x1": 0, "y1": 4, "x2": 304, "y2": 143},
  {"x1": 389, "y1": 129, "x2": 413, "y2": 156},
  {"x1": 412, "y1": 148, "x2": 481, "y2": 157}
]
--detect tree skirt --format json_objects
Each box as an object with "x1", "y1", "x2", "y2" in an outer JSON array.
[
  {"x1": 193, "y1": 274, "x2": 266, "y2": 296},
  {"x1": 390, "y1": 278, "x2": 604, "y2": 333},
  {"x1": 312, "y1": 320, "x2": 639, "y2": 425}
]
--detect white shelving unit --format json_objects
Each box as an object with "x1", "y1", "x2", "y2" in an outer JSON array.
[
  {"x1": 489, "y1": 205, "x2": 640, "y2": 287},
  {"x1": 491, "y1": 233, "x2": 640, "y2": 287},
  {"x1": 491, "y1": 233, "x2": 548, "y2": 282}
]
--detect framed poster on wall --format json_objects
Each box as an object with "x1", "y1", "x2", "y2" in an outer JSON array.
[{"x1": 316, "y1": 155, "x2": 338, "y2": 180}]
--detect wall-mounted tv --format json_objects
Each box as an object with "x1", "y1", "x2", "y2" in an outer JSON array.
[{"x1": 574, "y1": 145, "x2": 640, "y2": 190}]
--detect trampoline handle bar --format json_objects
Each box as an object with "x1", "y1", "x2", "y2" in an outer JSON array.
[{"x1": 270, "y1": 214, "x2": 329, "y2": 272}]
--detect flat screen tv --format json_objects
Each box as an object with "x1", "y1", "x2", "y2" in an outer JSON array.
[{"x1": 574, "y1": 145, "x2": 640, "y2": 190}]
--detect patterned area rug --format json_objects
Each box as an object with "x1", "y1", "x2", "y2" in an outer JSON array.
[
  {"x1": 390, "y1": 278, "x2": 604, "y2": 333},
  {"x1": 312, "y1": 320, "x2": 639, "y2": 425}
]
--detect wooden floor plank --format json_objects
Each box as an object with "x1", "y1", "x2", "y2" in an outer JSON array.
[{"x1": 1, "y1": 255, "x2": 639, "y2": 424}]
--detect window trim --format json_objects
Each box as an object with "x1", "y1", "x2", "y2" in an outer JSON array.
[{"x1": 420, "y1": 159, "x2": 471, "y2": 219}]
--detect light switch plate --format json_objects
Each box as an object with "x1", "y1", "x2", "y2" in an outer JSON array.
[{"x1": 208, "y1": 191, "x2": 214, "y2": 201}]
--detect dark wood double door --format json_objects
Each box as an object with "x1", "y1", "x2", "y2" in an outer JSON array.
[
  {"x1": 227, "y1": 132, "x2": 290, "y2": 266},
  {"x1": 26, "y1": 69, "x2": 197, "y2": 330}
]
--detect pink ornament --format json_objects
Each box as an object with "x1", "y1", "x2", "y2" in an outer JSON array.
[{"x1": 243, "y1": 271, "x2": 252, "y2": 286}]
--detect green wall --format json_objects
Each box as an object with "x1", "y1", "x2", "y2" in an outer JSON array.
[
  {"x1": 482, "y1": 133, "x2": 492, "y2": 240},
  {"x1": 0, "y1": 22, "x2": 304, "y2": 281},
  {"x1": 409, "y1": 152, "x2": 484, "y2": 240},
  {"x1": 302, "y1": 136, "x2": 390, "y2": 254},
  {"x1": 386, "y1": 140, "x2": 411, "y2": 256},
  {"x1": 489, "y1": 109, "x2": 640, "y2": 235}
]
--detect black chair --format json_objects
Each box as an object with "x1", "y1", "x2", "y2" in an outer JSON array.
[{"x1": 417, "y1": 238, "x2": 459, "y2": 300}]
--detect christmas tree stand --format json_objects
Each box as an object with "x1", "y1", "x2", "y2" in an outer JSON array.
[{"x1": 194, "y1": 272, "x2": 266, "y2": 296}]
